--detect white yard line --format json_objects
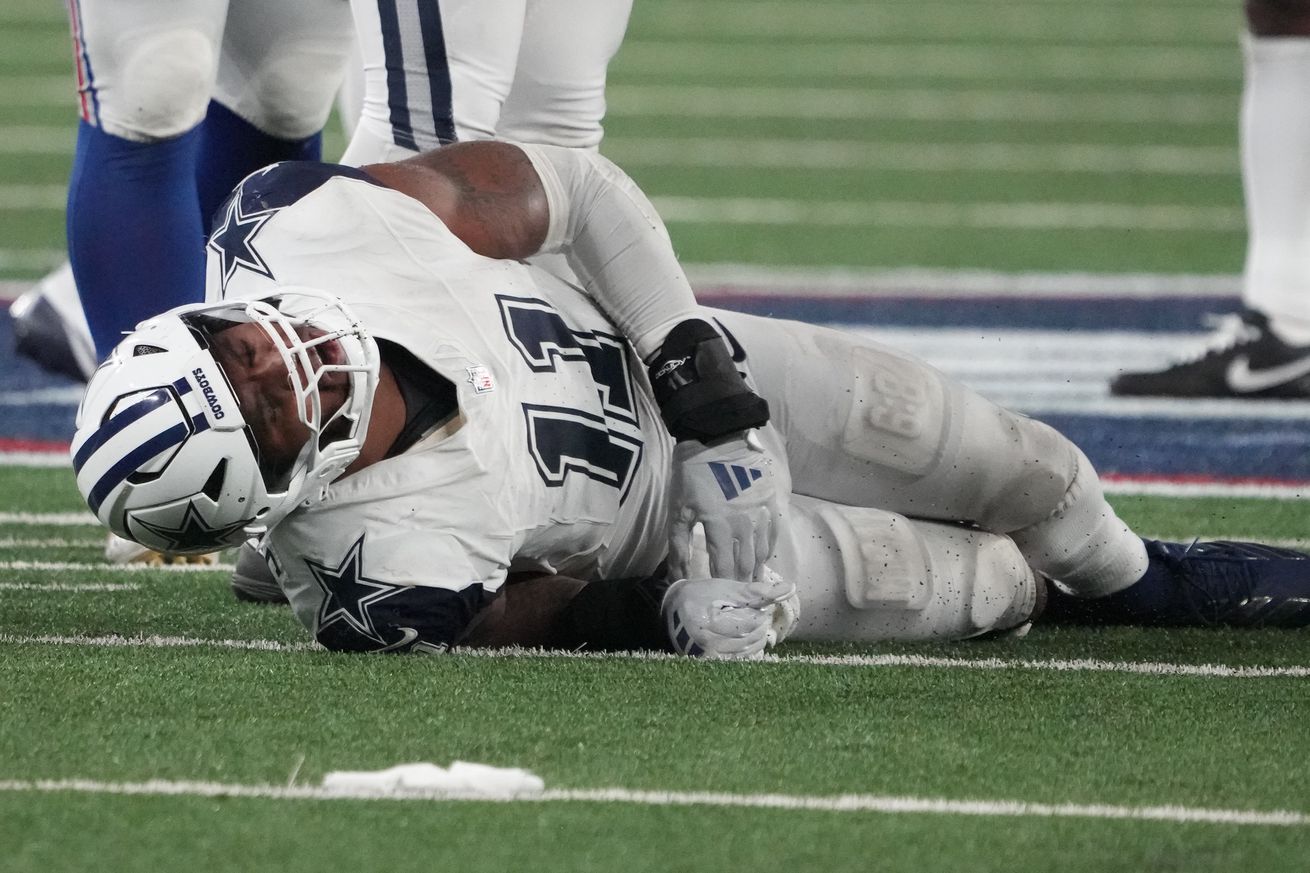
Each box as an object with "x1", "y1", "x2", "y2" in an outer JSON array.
[
  {"x1": 0, "y1": 537, "x2": 102, "y2": 548},
  {"x1": 0, "y1": 183, "x2": 1246, "y2": 231},
  {"x1": 0, "y1": 561, "x2": 234, "y2": 573},
  {"x1": 607, "y1": 85, "x2": 1238, "y2": 125},
  {"x1": 0, "y1": 582, "x2": 138, "y2": 592},
  {"x1": 653, "y1": 197, "x2": 1245, "y2": 232},
  {"x1": 2, "y1": 124, "x2": 1239, "y2": 176},
  {"x1": 684, "y1": 264, "x2": 1242, "y2": 298},
  {"x1": 2, "y1": 633, "x2": 1307, "y2": 678},
  {"x1": 606, "y1": 137, "x2": 1237, "y2": 176},
  {"x1": 0, "y1": 777, "x2": 1301, "y2": 826},
  {"x1": 0, "y1": 512, "x2": 101, "y2": 526}
]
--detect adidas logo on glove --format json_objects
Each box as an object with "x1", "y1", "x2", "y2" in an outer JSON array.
[{"x1": 709, "y1": 461, "x2": 764, "y2": 500}]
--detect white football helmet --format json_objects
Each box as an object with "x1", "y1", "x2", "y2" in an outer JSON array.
[{"x1": 71, "y1": 289, "x2": 379, "y2": 554}]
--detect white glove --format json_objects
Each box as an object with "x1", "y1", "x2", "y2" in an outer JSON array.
[
  {"x1": 662, "y1": 569, "x2": 798, "y2": 660},
  {"x1": 667, "y1": 430, "x2": 786, "y2": 584}
]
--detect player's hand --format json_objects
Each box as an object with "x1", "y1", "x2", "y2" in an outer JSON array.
[
  {"x1": 667, "y1": 430, "x2": 785, "y2": 583},
  {"x1": 662, "y1": 570, "x2": 798, "y2": 660}
]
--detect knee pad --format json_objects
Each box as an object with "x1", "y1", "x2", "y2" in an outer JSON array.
[
  {"x1": 830, "y1": 336, "x2": 1076, "y2": 531},
  {"x1": 1009, "y1": 446, "x2": 1148, "y2": 598},
  {"x1": 784, "y1": 499, "x2": 1037, "y2": 642},
  {"x1": 102, "y1": 28, "x2": 216, "y2": 141},
  {"x1": 214, "y1": 44, "x2": 346, "y2": 139}
]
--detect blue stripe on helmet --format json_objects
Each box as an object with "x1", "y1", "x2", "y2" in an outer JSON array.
[
  {"x1": 72, "y1": 387, "x2": 172, "y2": 474},
  {"x1": 86, "y1": 421, "x2": 191, "y2": 514},
  {"x1": 173, "y1": 376, "x2": 192, "y2": 395}
]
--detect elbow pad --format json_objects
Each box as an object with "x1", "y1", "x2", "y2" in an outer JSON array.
[{"x1": 648, "y1": 319, "x2": 770, "y2": 442}]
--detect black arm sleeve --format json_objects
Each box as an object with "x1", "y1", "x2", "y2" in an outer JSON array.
[{"x1": 551, "y1": 573, "x2": 675, "y2": 653}]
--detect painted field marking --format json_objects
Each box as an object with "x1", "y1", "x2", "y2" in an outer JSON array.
[
  {"x1": 0, "y1": 182, "x2": 1244, "y2": 231},
  {"x1": 683, "y1": 265, "x2": 1242, "y2": 297},
  {"x1": 0, "y1": 537, "x2": 103, "y2": 549},
  {"x1": 2, "y1": 634, "x2": 1307, "y2": 679},
  {"x1": 653, "y1": 197, "x2": 1244, "y2": 232},
  {"x1": 0, "y1": 582, "x2": 138, "y2": 592},
  {"x1": 606, "y1": 137, "x2": 1237, "y2": 176},
  {"x1": 0, "y1": 777, "x2": 1302, "y2": 827},
  {"x1": 624, "y1": 5, "x2": 1237, "y2": 44},
  {"x1": 0, "y1": 512, "x2": 99, "y2": 526},
  {"x1": 607, "y1": 85, "x2": 1238, "y2": 125},
  {"x1": 0, "y1": 561, "x2": 234, "y2": 573},
  {"x1": 3, "y1": 123, "x2": 1239, "y2": 176}
]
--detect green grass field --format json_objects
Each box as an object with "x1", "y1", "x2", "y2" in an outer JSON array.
[{"x1": 3, "y1": 0, "x2": 1310, "y2": 870}]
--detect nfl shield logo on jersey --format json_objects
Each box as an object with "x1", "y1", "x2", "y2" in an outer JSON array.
[{"x1": 467, "y1": 365, "x2": 496, "y2": 394}]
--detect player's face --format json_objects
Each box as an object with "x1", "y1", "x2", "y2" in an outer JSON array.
[{"x1": 207, "y1": 321, "x2": 351, "y2": 481}]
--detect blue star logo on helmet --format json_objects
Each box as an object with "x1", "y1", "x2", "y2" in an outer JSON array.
[{"x1": 131, "y1": 500, "x2": 252, "y2": 554}]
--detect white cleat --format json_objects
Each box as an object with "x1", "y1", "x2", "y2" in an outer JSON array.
[{"x1": 229, "y1": 538, "x2": 287, "y2": 603}]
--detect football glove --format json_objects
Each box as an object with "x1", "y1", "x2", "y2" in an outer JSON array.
[
  {"x1": 662, "y1": 568, "x2": 798, "y2": 660},
  {"x1": 667, "y1": 429, "x2": 786, "y2": 584}
]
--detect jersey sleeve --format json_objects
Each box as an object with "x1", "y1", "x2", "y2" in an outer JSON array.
[{"x1": 269, "y1": 521, "x2": 508, "y2": 654}]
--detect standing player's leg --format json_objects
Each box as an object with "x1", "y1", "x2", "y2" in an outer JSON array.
[
  {"x1": 1111, "y1": 0, "x2": 1310, "y2": 399},
  {"x1": 65, "y1": 0, "x2": 228, "y2": 356},
  {"x1": 341, "y1": 0, "x2": 527, "y2": 165},
  {"x1": 495, "y1": 0, "x2": 634, "y2": 150},
  {"x1": 199, "y1": 0, "x2": 354, "y2": 223}
]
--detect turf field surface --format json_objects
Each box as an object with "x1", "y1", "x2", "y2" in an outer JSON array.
[{"x1": 2, "y1": 0, "x2": 1309, "y2": 870}]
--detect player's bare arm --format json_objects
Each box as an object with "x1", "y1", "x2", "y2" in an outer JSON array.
[
  {"x1": 369, "y1": 140, "x2": 783, "y2": 584},
  {"x1": 362, "y1": 141, "x2": 550, "y2": 260}
]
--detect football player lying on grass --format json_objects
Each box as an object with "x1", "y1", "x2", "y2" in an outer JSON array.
[{"x1": 71, "y1": 141, "x2": 1310, "y2": 656}]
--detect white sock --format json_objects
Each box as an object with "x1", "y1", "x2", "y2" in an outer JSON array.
[{"x1": 1240, "y1": 34, "x2": 1310, "y2": 345}]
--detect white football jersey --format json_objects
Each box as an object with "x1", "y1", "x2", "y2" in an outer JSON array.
[{"x1": 206, "y1": 162, "x2": 672, "y2": 647}]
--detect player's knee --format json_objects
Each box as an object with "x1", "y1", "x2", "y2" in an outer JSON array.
[
  {"x1": 104, "y1": 29, "x2": 216, "y2": 140},
  {"x1": 218, "y1": 46, "x2": 344, "y2": 139},
  {"x1": 822, "y1": 504, "x2": 1036, "y2": 637},
  {"x1": 1246, "y1": 0, "x2": 1310, "y2": 36}
]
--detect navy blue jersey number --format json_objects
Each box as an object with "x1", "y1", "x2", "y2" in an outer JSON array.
[{"x1": 497, "y1": 296, "x2": 643, "y2": 497}]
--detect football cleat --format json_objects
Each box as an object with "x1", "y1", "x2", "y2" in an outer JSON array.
[
  {"x1": 10, "y1": 264, "x2": 97, "y2": 383},
  {"x1": 229, "y1": 539, "x2": 288, "y2": 604},
  {"x1": 1142, "y1": 538, "x2": 1310, "y2": 628},
  {"x1": 103, "y1": 532, "x2": 220, "y2": 567},
  {"x1": 1109, "y1": 309, "x2": 1310, "y2": 399}
]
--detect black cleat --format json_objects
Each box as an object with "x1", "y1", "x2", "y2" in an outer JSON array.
[
  {"x1": 1142, "y1": 539, "x2": 1310, "y2": 628},
  {"x1": 9, "y1": 280, "x2": 96, "y2": 383},
  {"x1": 1109, "y1": 309, "x2": 1310, "y2": 399}
]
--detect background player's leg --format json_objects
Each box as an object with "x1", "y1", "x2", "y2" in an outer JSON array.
[
  {"x1": 341, "y1": 0, "x2": 527, "y2": 166},
  {"x1": 1109, "y1": 1, "x2": 1310, "y2": 399},
  {"x1": 495, "y1": 0, "x2": 634, "y2": 150},
  {"x1": 200, "y1": 0, "x2": 354, "y2": 222},
  {"x1": 1239, "y1": 4, "x2": 1310, "y2": 345},
  {"x1": 66, "y1": 0, "x2": 227, "y2": 355}
]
